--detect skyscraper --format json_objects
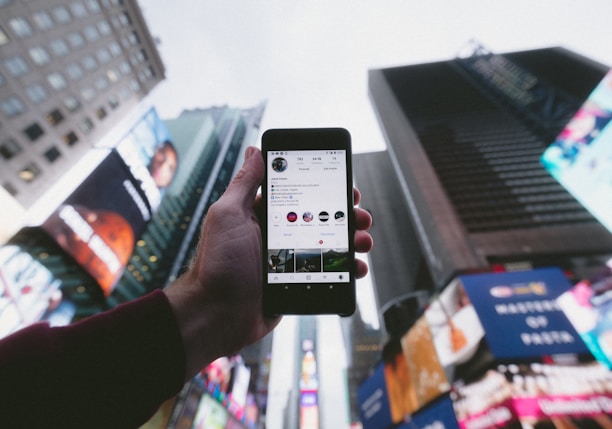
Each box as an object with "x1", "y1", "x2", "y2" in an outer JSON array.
[
  {"x1": 0, "y1": 0, "x2": 164, "y2": 218},
  {"x1": 367, "y1": 45, "x2": 612, "y2": 295}
]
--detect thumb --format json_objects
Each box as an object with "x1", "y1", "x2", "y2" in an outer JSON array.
[{"x1": 223, "y1": 146, "x2": 264, "y2": 209}]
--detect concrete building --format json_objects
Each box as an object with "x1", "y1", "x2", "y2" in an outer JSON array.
[
  {"x1": 367, "y1": 46, "x2": 612, "y2": 298},
  {"x1": 0, "y1": 0, "x2": 164, "y2": 215}
]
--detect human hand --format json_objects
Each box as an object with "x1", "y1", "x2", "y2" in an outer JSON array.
[{"x1": 165, "y1": 146, "x2": 372, "y2": 379}]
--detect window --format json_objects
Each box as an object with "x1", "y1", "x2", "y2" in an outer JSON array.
[
  {"x1": 0, "y1": 138, "x2": 22, "y2": 160},
  {"x1": 44, "y1": 146, "x2": 62, "y2": 163},
  {"x1": 95, "y1": 76, "x2": 109, "y2": 91},
  {"x1": 128, "y1": 31, "x2": 139, "y2": 45},
  {"x1": 52, "y1": 6, "x2": 72, "y2": 24},
  {"x1": 0, "y1": 96, "x2": 26, "y2": 117},
  {"x1": 0, "y1": 28, "x2": 8, "y2": 46},
  {"x1": 106, "y1": 68, "x2": 119, "y2": 82},
  {"x1": 97, "y1": 20, "x2": 111, "y2": 36},
  {"x1": 83, "y1": 25, "x2": 99, "y2": 42},
  {"x1": 64, "y1": 96, "x2": 82, "y2": 112},
  {"x1": 25, "y1": 83, "x2": 48, "y2": 103},
  {"x1": 96, "y1": 106, "x2": 107, "y2": 120},
  {"x1": 70, "y1": 1, "x2": 88, "y2": 18},
  {"x1": 119, "y1": 61, "x2": 131, "y2": 75},
  {"x1": 32, "y1": 11, "x2": 54, "y2": 30},
  {"x1": 19, "y1": 162, "x2": 42, "y2": 183},
  {"x1": 64, "y1": 131, "x2": 79, "y2": 146},
  {"x1": 47, "y1": 108, "x2": 65, "y2": 126},
  {"x1": 67, "y1": 32, "x2": 85, "y2": 48},
  {"x1": 8, "y1": 17, "x2": 32, "y2": 38},
  {"x1": 86, "y1": 0, "x2": 101, "y2": 13},
  {"x1": 66, "y1": 63, "x2": 83, "y2": 80},
  {"x1": 28, "y1": 46, "x2": 51, "y2": 66},
  {"x1": 108, "y1": 41, "x2": 122, "y2": 56},
  {"x1": 80, "y1": 86, "x2": 95, "y2": 101},
  {"x1": 23, "y1": 123, "x2": 45, "y2": 142},
  {"x1": 108, "y1": 96, "x2": 119, "y2": 110},
  {"x1": 118, "y1": 12, "x2": 131, "y2": 26},
  {"x1": 50, "y1": 38, "x2": 70, "y2": 57},
  {"x1": 82, "y1": 55, "x2": 97, "y2": 71},
  {"x1": 47, "y1": 72, "x2": 67, "y2": 90},
  {"x1": 5, "y1": 55, "x2": 29, "y2": 77},
  {"x1": 96, "y1": 48, "x2": 111, "y2": 64},
  {"x1": 79, "y1": 117, "x2": 94, "y2": 134},
  {"x1": 130, "y1": 78, "x2": 140, "y2": 92}
]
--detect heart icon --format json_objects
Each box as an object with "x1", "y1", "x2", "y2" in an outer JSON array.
[{"x1": 319, "y1": 240, "x2": 324, "y2": 245}]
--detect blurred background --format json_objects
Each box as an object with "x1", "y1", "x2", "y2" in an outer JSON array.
[{"x1": 1, "y1": 1, "x2": 612, "y2": 428}]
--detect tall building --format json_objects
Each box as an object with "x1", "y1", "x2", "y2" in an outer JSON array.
[
  {"x1": 5, "y1": 103, "x2": 266, "y2": 323},
  {"x1": 367, "y1": 45, "x2": 612, "y2": 295},
  {"x1": 0, "y1": 0, "x2": 164, "y2": 213}
]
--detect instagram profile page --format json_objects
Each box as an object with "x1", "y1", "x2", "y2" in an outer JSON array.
[{"x1": 267, "y1": 150, "x2": 351, "y2": 284}]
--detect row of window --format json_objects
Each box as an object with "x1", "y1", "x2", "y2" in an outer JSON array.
[{"x1": 3, "y1": 0, "x2": 127, "y2": 41}]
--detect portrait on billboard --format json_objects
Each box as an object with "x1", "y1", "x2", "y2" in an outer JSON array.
[{"x1": 115, "y1": 107, "x2": 178, "y2": 212}]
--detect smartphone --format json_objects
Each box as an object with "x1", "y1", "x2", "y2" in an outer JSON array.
[{"x1": 262, "y1": 128, "x2": 356, "y2": 316}]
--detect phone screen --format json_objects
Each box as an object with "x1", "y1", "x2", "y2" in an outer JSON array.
[{"x1": 266, "y1": 149, "x2": 351, "y2": 284}]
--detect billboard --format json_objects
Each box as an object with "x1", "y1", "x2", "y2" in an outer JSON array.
[
  {"x1": 41, "y1": 108, "x2": 177, "y2": 296},
  {"x1": 0, "y1": 245, "x2": 63, "y2": 338},
  {"x1": 541, "y1": 69, "x2": 612, "y2": 232}
]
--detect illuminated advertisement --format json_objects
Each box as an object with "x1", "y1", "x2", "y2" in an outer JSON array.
[
  {"x1": 42, "y1": 151, "x2": 147, "y2": 295},
  {"x1": 115, "y1": 107, "x2": 177, "y2": 211},
  {"x1": 558, "y1": 261, "x2": 612, "y2": 368},
  {"x1": 459, "y1": 268, "x2": 589, "y2": 359},
  {"x1": 454, "y1": 362, "x2": 612, "y2": 429},
  {"x1": 358, "y1": 363, "x2": 393, "y2": 429},
  {"x1": 41, "y1": 108, "x2": 178, "y2": 296},
  {"x1": 0, "y1": 245, "x2": 62, "y2": 338},
  {"x1": 300, "y1": 339, "x2": 319, "y2": 429},
  {"x1": 192, "y1": 394, "x2": 228, "y2": 429},
  {"x1": 541, "y1": 69, "x2": 612, "y2": 232}
]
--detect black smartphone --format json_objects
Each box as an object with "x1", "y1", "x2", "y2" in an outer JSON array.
[{"x1": 262, "y1": 128, "x2": 356, "y2": 316}]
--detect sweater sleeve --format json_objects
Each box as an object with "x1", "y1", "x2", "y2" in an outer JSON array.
[{"x1": 0, "y1": 289, "x2": 186, "y2": 429}]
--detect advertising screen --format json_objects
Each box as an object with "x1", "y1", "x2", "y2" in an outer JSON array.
[
  {"x1": 115, "y1": 107, "x2": 177, "y2": 212},
  {"x1": 358, "y1": 363, "x2": 393, "y2": 429},
  {"x1": 541, "y1": 69, "x2": 612, "y2": 232},
  {"x1": 0, "y1": 245, "x2": 62, "y2": 338},
  {"x1": 459, "y1": 268, "x2": 589, "y2": 359},
  {"x1": 42, "y1": 151, "x2": 149, "y2": 295}
]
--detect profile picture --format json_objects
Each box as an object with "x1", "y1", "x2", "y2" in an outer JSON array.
[
  {"x1": 272, "y1": 157, "x2": 288, "y2": 172},
  {"x1": 303, "y1": 211, "x2": 314, "y2": 222},
  {"x1": 334, "y1": 211, "x2": 345, "y2": 221},
  {"x1": 287, "y1": 212, "x2": 298, "y2": 222},
  {"x1": 318, "y1": 211, "x2": 329, "y2": 222}
]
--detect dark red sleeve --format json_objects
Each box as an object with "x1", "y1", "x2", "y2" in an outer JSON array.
[{"x1": 0, "y1": 289, "x2": 186, "y2": 429}]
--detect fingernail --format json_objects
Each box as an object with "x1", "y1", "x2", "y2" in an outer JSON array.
[{"x1": 245, "y1": 146, "x2": 255, "y2": 160}]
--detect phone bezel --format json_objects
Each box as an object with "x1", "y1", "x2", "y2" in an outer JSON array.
[{"x1": 261, "y1": 128, "x2": 356, "y2": 317}]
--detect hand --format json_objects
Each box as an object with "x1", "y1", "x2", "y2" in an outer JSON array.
[{"x1": 164, "y1": 146, "x2": 373, "y2": 379}]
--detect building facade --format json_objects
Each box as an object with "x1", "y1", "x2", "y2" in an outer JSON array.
[
  {"x1": 367, "y1": 46, "x2": 612, "y2": 294},
  {"x1": 0, "y1": 0, "x2": 164, "y2": 211}
]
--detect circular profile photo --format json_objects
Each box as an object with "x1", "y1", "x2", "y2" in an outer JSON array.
[
  {"x1": 287, "y1": 212, "x2": 298, "y2": 222},
  {"x1": 303, "y1": 211, "x2": 314, "y2": 222},
  {"x1": 318, "y1": 211, "x2": 329, "y2": 222},
  {"x1": 334, "y1": 211, "x2": 346, "y2": 221},
  {"x1": 271, "y1": 157, "x2": 288, "y2": 172}
]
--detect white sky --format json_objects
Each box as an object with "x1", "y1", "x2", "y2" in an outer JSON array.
[
  {"x1": 140, "y1": 0, "x2": 612, "y2": 154},
  {"x1": 137, "y1": 2, "x2": 612, "y2": 427}
]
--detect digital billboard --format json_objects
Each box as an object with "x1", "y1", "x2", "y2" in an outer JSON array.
[
  {"x1": 0, "y1": 245, "x2": 62, "y2": 338},
  {"x1": 541, "y1": 69, "x2": 612, "y2": 232},
  {"x1": 41, "y1": 108, "x2": 177, "y2": 296}
]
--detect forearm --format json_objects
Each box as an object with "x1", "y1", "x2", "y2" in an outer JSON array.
[{"x1": 0, "y1": 290, "x2": 186, "y2": 429}]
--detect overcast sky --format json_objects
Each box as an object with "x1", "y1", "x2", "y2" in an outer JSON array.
[{"x1": 140, "y1": 0, "x2": 612, "y2": 154}]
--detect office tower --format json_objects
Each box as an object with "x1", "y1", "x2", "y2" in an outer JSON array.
[
  {"x1": 368, "y1": 46, "x2": 612, "y2": 292},
  {"x1": 0, "y1": 0, "x2": 164, "y2": 212}
]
